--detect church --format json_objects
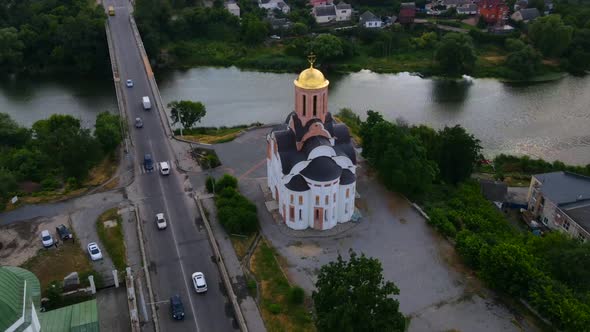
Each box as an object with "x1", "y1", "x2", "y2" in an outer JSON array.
[{"x1": 266, "y1": 58, "x2": 357, "y2": 231}]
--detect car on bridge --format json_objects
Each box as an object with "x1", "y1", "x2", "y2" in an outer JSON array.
[
  {"x1": 144, "y1": 154, "x2": 154, "y2": 171},
  {"x1": 192, "y1": 272, "x2": 208, "y2": 293},
  {"x1": 135, "y1": 117, "x2": 143, "y2": 128},
  {"x1": 126, "y1": 79, "x2": 134, "y2": 87},
  {"x1": 170, "y1": 295, "x2": 185, "y2": 320},
  {"x1": 155, "y1": 213, "x2": 167, "y2": 230}
]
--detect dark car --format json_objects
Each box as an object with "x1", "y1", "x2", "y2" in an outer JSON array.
[
  {"x1": 144, "y1": 154, "x2": 154, "y2": 171},
  {"x1": 56, "y1": 224, "x2": 73, "y2": 240},
  {"x1": 170, "y1": 295, "x2": 185, "y2": 320}
]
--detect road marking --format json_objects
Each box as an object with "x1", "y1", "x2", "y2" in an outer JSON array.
[
  {"x1": 148, "y1": 140, "x2": 201, "y2": 332},
  {"x1": 239, "y1": 158, "x2": 266, "y2": 180}
]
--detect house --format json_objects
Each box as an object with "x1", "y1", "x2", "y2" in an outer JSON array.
[
  {"x1": 259, "y1": 0, "x2": 290, "y2": 14},
  {"x1": 267, "y1": 61, "x2": 357, "y2": 230},
  {"x1": 314, "y1": 5, "x2": 337, "y2": 23},
  {"x1": 488, "y1": 24, "x2": 515, "y2": 34},
  {"x1": 525, "y1": 171, "x2": 590, "y2": 241},
  {"x1": 514, "y1": 0, "x2": 528, "y2": 11},
  {"x1": 310, "y1": 0, "x2": 332, "y2": 7},
  {"x1": 399, "y1": 2, "x2": 416, "y2": 24},
  {"x1": 359, "y1": 11, "x2": 382, "y2": 28},
  {"x1": 544, "y1": 0, "x2": 553, "y2": 13},
  {"x1": 457, "y1": 3, "x2": 478, "y2": 14},
  {"x1": 478, "y1": 0, "x2": 509, "y2": 24},
  {"x1": 225, "y1": 1, "x2": 240, "y2": 17},
  {"x1": 511, "y1": 7, "x2": 540, "y2": 22},
  {"x1": 335, "y1": 1, "x2": 352, "y2": 21},
  {"x1": 268, "y1": 17, "x2": 292, "y2": 29},
  {"x1": 441, "y1": 0, "x2": 472, "y2": 8},
  {"x1": 480, "y1": 179, "x2": 508, "y2": 209}
]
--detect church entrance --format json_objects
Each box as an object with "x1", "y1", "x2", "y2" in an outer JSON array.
[{"x1": 314, "y1": 207, "x2": 323, "y2": 230}]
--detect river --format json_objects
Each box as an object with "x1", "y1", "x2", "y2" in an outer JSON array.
[{"x1": 2, "y1": 67, "x2": 589, "y2": 164}]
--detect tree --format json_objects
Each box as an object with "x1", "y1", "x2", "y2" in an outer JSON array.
[
  {"x1": 307, "y1": 34, "x2": 344, "y2": 62},
  {"x1": 0, "y1": 170, "x2": 17, "y2": 209},
  {"x1": 505, "y1": 44, "x2": 542, "y2": 78},
  {"x1": 0, "y1": 27, "x2": 24, "y2": 70},
  {"x1": 168, "y1": 100, "x2": 207, "y2": 130},
  {"x1": 0, "y1": 113, "x2": 29, "y2": 147},
  {"x1": 436, "y1": 125, "x2": 482, "y2": 184},
  {"x1": 312, "y1": 250, "x2": 406, "y2": 332},
  {"x1": 291, "y1": 22, "x2": 308, "y2": 36},
  {"x1": 435, "y1": 33, "x2": 476, "y2": 77},
  {"x1": 94, "y1": 112, "x2": 122, "y2": 153},
  {"x1": 529, "y1": 15, "x2": 573, "y2": 57},
  {"x1": 241, "y1": 14, "x2": 268, "y2": 45}
]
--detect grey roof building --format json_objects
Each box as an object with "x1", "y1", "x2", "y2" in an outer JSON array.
[
  {"x1": 511, "y1": 7, "x2": 540, "y2": 22},
  {"x1": 359, "y1": 11, "x2": 382, "y2": 28},
  {"x1": 480, "y1": 179, "x2": 508, "y2": 207},
  {"x1": 315, "y1": 5, "x2": 336, "y2": 17}
]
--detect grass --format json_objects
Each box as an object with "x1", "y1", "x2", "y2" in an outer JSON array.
[
  {"x1": 21, "y1": 241, "x2": 96, "y2": 294},
  {"x1": 250, "y1": 239, "x2": 315, "y2": 332},
  {"x1": 229, "y1": 233, "x2": 257, "y2": 261},
  {"x1": 96, "y1": 208, "x2": 127, "y2": 271},
  {"x1": 333, "y1": 108, "x2": 362, "y2": 144},
  {"x1": 176, "y1": 123, "x2": 263, "y2": 144}
]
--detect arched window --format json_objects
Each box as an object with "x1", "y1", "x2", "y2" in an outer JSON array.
[
  {"x1": 313, "y1": 95, "x2": 317, "y2": 116},
  {"x1": 303, "y1": 95, "x2": 307, "y2": 116},
  {"x1": 299, "y1": 209, "x2": 302, "y2": 220}
]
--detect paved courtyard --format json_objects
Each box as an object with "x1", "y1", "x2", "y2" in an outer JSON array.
[{"x1": 212, "y1": 128, "x2": 538, "y2": 332}]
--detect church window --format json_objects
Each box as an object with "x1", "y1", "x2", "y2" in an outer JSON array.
[
  {"x1": 302, "y1": 95, "x2": 306, "y2": 116},
  {"x1": 333, "y1": 207, "x2": 335, "y2": 219},
  {"x1": 315, "y1": 209, "x2": 320, "y2": 220},
  {"x1": 345, "y1": 203, "x2": 348, "y2": 214},
  {"x1": 346, "y1": 188, "x2": 350, "y2": 198},
  {"x1": 299, "y1": 209, "x2": 302, "y2": 220},
  {"x1": 289, "y1": 206, "x2": 295, "y2": 221},
  {"x1": 313, "y1": 95, "x2": 318, "y2": 116},
  {"x1": 324, "y1": 210, "x2": 328, "y2": 221},
  {"x1": 333, "y1": 193, "x2": 336, "y2": 203},
  {"x1": 325, "y1": 195, "x2": 329, "y2": 205},
  {"x1": 299, "y1": 196, "x2": 303, "y2": 205},
  {"x1": 315, "y1": 196, "x2": 320, "y2": 205},
  {"x1": 290, "y1": 194, "x2": 294, "y2": 204}
]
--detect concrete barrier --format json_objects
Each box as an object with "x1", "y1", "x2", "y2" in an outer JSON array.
[
  {"x1": 125, "y1": 267, "x2": 141, "y2": 332},
  {"x1": 194, "y1": 196, "x2": 248, "y2": 332}
]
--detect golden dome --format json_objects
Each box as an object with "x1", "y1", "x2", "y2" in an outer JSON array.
[{"x1": 294, "y1": 65, "x2": 329, "y2": 90}]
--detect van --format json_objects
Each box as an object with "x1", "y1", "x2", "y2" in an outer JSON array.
[
  {"x1": 142, "y1": 96, "x2": 151, "y2": 110},
  {"x1": 108, "y1": 6, "x2": 115, "y2": 16}
]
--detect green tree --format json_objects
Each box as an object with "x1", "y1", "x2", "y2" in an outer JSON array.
[
  {"x1": 0, "y1": 27, "x2": 24, "y2": 70},
  {"x1": 435, "y1": 33, "x2": 476, "y2": 77},
  {"x1": 436, "y1": 125, "x2": 481, "y2": 184},
  {"x1": 0, "y1": 113, "x2": 29, "y2": 147},
  {"x1": 307, "y1": 34, "x2": 344, "y2": 62},
  {"x1": 312, "y1": 250, "x2": 406, "y2": 332},
  {"x1": 529, "y1": 15, "x2": 573, "y2": 57},
  {"x1": 241, "y1": 14, "x2": 268, "y2": 45},
  {"x1": 168, "y1": 100, "x2": 207, "y2": 130},
  {"x1": 291, "y1": 22, "x2": 308, "y2": 36},
  {"x1": 0, "y1": 170, "x2": 18, "y2": 209},
  {"x1": 505, "y1": 45, "x2": 542, "y2": 78},
  {"x1": 94, "y1": 112, "x2": 122, "y2": 153}
]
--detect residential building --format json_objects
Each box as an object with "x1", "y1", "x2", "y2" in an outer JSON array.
[
  {"x1": 440, "y1": 0, "x2": 472, "y2": 8},
  {"x1": 511, "y1": 7, "x2": 540, "y2": 22},
  {"x1": 399, "y1": 2, "x2": 416, "y2": 24},
  {"x1": 525, "y1": 171, "x2": 590, "y2": 241},
  {"x1": 267, "y1": 59, "x2": 357, "y2": 230},
  {"x1": 259, "y1": 0, "x2": 290, "y2": 14},
  {"x1": 480, "y1": 179, "x2": 508, "y2": 209},
  {"x1": 335, "y1": 1, "x2": 352, "y2": 21},
  {"x1": 478, "y1": 0, "x2": 509, "y2": 24},
  {"x1": 314, "y1": 5, "x2": 337, "y2": 23},
  {"x1": 359, "y1": 11, "x2": 382, "y2": 28},
  {"x1": 457, "y1": 3, "x2": 478, "y2": 14},
  {"x1": 514, "y1": 0, "x2": 528, "y2": 11},
  {"x1": 225, "y1": 1, "x2": 240, "y2": 17},
  {"x1": 268, "y1": 17, "x2": 292, "y2": 29},
  {"x1": 310, "y1": 0, "x2": 332, "y2": 7}
]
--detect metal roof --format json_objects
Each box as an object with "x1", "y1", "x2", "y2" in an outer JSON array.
[
  {"x1": 0, "y1": 267, "x2": 25, "y2": 331},
  {"x1": 534, "y1": 171, "x2": 590, "y2": 205},
  {"x1": 41, "y1": 299, "x2": 99, "y2": 332}
]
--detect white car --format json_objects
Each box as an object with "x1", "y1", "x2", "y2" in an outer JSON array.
[
  {"x1": 156, "y1": 213, "x2": 167, "y2": 230},
  {"x1": 192, "y1": 272, "x2": 207, "y2": 293},
  {"x1": 126, "y1": 79, "x2": 134, "y2": 87},
  {"x1": 160, "y1": 162, "x2": 170, "y2": 175},
  {"x1": 87, "y1": 242, "x2": 103, "y2": 261},
  {"x1": 41, "y1": 230, "x2": 54, "y2": 248}
]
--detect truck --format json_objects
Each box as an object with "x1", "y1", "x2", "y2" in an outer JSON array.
[{"x1": 142, "y1": 96, "x2": 151, "y2": 110}]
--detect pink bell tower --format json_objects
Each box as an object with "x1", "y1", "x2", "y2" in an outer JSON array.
[{"x1": 293, "y1": 54, "x2": 330, "y2": 127}]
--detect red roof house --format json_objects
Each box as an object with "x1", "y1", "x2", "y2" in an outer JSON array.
[
  {"x1": 310, "y1": 0, "x2": 332, "y2": 7},
  {"x1": 399, "y1": 2, "x2": 416, "y2": 24},
  {"x1": 478, "y1": 0, "x2": 508, "y2": 24}
]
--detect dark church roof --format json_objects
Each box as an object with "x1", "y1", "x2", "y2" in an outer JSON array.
[
  {"x1": 302, "y1": 135, "x2": 332, "y2": 157},
  {"x1": 300, "y1": 156, "x2": 342, "y2": 182},
  {"x1": 340, "y1": 169, "x2": 356, "y2": 185},
  {"x1": 285, "y1": 175, "x2": 310, "y2": 191}
]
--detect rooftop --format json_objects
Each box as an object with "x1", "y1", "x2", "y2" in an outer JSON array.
[
  {"x1": 359, "y1": 10, "x2": 380, "y2": 22},
  {"x1": 534, "y1": 171, "x2": 590, "y2": 205},
  {"x1": 314, "y1": 5, "x2": 336, "y2": 17}
]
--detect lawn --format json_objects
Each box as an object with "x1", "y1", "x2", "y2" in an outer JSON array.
[
  {"x1": 96, "y1": 208, "x2": 127, "y2": 271},
  {"x1": 21, "y1": 241, "x2": 96, "y2": 294},
  {"x1": 250, "y1": 239, "x2": 315, "y2": 332},
  {"x1": 229, "y1": 233, "x2": 257, "y2": 261}
]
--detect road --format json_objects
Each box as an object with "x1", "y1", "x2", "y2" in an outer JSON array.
[{"x1": 105, "y1": 1, "x2": 237, "y2": 331}]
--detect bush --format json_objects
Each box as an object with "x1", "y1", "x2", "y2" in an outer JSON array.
[
  {"x1": 215, "y1": 186, "x2": 258, "y2": 235},
  {"x1": 206, "y1": 176, "x2": 216, "y2": 193},
  {"x1": 268, "y1": 303, "x2": 282, "y2": 314},
  {"x1": 41, "y1": 177, "x2": 61, "y2": 191},
  {"x1": 288, "y1": 286, "x2": 305, "y2": 305},
  {"x1": 65, "y1": 177, "x2": 79, "y2": 191},
  {"x1": 215, "y1": 174, "x2": 238, "y2": 192}
]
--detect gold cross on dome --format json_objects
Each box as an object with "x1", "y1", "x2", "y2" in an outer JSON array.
[{"x1": 307, "y1": 53, "x2": 316, "y2": 68}]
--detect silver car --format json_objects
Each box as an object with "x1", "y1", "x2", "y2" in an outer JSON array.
[{"x1": 135, "y1": 117, "x2": 143, "y2": 128}]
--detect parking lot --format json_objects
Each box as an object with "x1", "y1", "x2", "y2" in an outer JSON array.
[{"x1": 210, "y1": 128, "x2": 538, "y2": 332}]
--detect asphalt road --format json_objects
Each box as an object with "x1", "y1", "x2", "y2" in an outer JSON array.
[{"x1": 106, "y1": 1, "x2": 237, "y2": 331}]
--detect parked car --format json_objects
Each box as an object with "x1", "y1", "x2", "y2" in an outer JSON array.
[
  {"x1": 170, "y1": 295, "x2": 185, "y2": 320},
  {"x1": 135, "y1": 117, "x2": 143, "y2": 128},
  {"x1": 144, "y1": 154, "x2": 154, "y2": 171},
  {"x1": 87, "y1": 242, "x2": 103, "y2": 261},
  {"x1": 126, "y1": 79, "x2": 134, "y2": 87},
  {"x1": 156, "y1": 213, "x2": 167, "y2": 230},
  {"x1": 160, "y1": 161, "x2": 170, "y2": 175},
  {"x1": 56, "y1": 224, "x2": 73, "y2": 240},
  {"x1": 191, "y1": 272, "x2": 207, "y2": 293},
  {"x1": 41, "y1": 230, "x2": 54, "y2": 248}
]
